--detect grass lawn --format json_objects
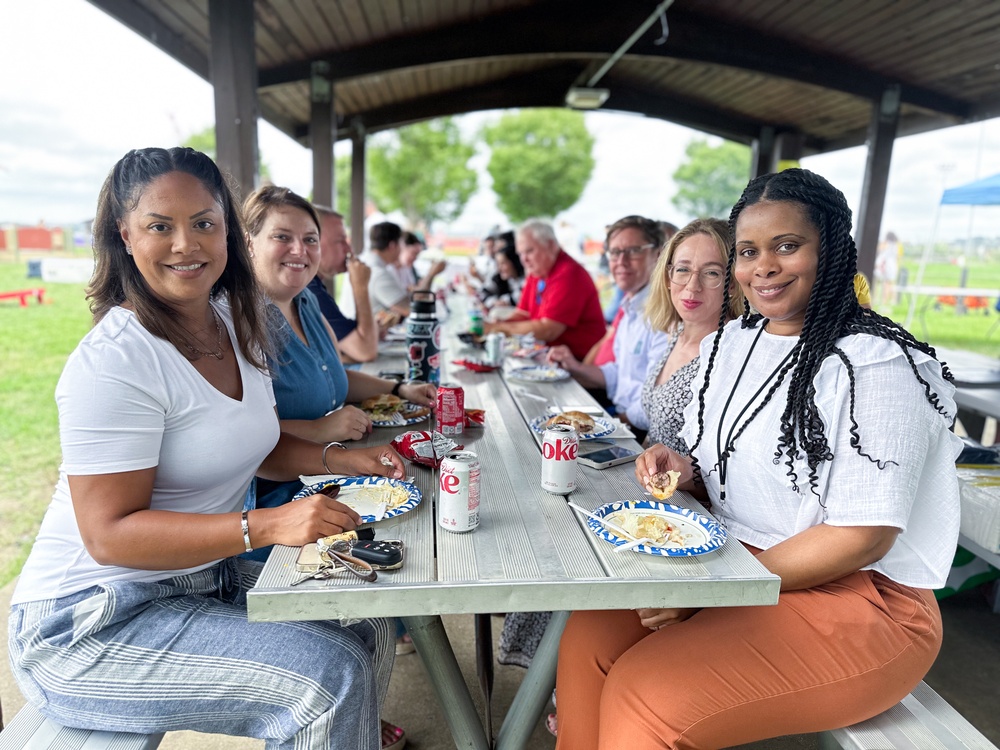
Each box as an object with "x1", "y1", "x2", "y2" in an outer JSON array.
[{"x1": 0, "y1": 256, "x2": 997, "y2": 588}]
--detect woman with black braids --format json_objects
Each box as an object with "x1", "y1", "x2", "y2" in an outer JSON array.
[{"x1": 553, "y1": 169, "x2": 961, "y2": 749}]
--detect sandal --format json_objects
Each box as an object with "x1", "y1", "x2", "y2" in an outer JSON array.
[
  {"x1": 545, "y1": 712, "x2": 558, "y2": 737},
  {"x1": 395, "y1": 633, "x2": 416, "y2": 655},
  {"x1": 381, "y1": 719, "x2": 407, "y2": 750}
]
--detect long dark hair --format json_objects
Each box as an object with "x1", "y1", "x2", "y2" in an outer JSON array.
[
  {"x1": 688, "y1": 168, "x2": 952, "y2": 503},
  {"x1": 89, "y1": 147, "x2": 270, "y2": 370}
]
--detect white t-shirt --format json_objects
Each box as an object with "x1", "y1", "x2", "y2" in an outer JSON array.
[
  {"x1": 338, "y1": 250, "x2": 409, "y2": 318},
  {"x1": 12, "y1": 302, "x2": 280, "y2": 605},
  {"x1": 679, "y1": 320, "x2": 962, "y2": 589}
]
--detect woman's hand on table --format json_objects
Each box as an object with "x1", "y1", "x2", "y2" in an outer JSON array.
[
  {"x1": 327, "y1": 444, "x2": 406, "y2": 479},
  {"x1": 319, "y1": 405, "x2": 373, "y2": 441},
  {"x1": 634, "y1": 443, "x2": 695, "y2": 491},
  {"x1": 399, "y1": 381, "x2": 436, "y2": 406},
  {"x1": 635, "y1": 607, "x2": 700, "y2": 630}
]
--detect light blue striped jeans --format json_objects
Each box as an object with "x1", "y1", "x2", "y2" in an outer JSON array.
[{"x1": 7, "y1": 558, "x2": 393, "y2": 749}]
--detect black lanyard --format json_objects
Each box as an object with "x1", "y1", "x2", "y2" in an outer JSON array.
[{"x1": 715, "y1": 322, "x2": 795, "y2": 507}]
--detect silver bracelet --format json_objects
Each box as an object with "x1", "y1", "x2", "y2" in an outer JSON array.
[
  {"x1": 322, "y1": 441, "x2": 347, "y2": 474},
  {"x1": 241, "y1": 510, "x2": 253, "y2": 553}
]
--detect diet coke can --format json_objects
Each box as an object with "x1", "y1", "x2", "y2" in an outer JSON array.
[
  {"x1": 436, "y1": 382, "x2": 465, "y2": 436},
  {"x1": 541, "y1": 424, "x2": 578, "y2": 495},
  {"x1": 438, "y1": 450, "x2": 481, "y2": 532}
]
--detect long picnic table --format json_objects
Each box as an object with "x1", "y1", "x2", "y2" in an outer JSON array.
[{"x1": 247, "y1": 305, "x2": 780, "y2": 749}]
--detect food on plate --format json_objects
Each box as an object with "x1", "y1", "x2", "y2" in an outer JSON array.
[
  {"x1": 647, "y1": 470, "x2": 680, "y2": 500},
  {"x1": 464, "y1": 408, "x2": 486, "y2": 427},
  {"x1": 610, "y1": 511, "x2": 688, "y2": 547},
  {"x1": 362, "y1": 393, "x2": 404, "y2": 418},
  {"x1": 361, "y1": 394, "x2": 431, "y2": 422},
  {"x1": 320, "y1": 481, "x2": 411, "y2": 512},
  {"x1": 545, "y1": 410, "x2": 595, "y2": 434}
]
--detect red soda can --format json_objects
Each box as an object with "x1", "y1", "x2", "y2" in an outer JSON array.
[
  {"x1": 438, "y1": 450, "x2": 481, "y2": 532},
  {"x1": 541, "y1": 424, "x2": 578, "y2": 495},
  {"x1": 436, "y1": 382, "x2": 465, "y2": 436}
]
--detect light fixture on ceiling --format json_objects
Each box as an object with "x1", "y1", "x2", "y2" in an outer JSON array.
[{"x1": 565, "y1": 86, "x2": 610, "y2": 110}]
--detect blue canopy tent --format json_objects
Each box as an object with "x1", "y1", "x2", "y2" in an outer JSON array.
[
  {"x1": 941, "y1": 172, "x2": 1000, "y2": 205},
  {"x1": 903, "y1": 172, "x2": 1000, "y2": 329}
]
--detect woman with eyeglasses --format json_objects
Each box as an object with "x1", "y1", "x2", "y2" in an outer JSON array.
[{"x1": 640, "y1": 218, "x2": 743, "y2": 451}]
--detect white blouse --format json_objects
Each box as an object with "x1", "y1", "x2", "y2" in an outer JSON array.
[{"x1": 679, "y1": 320, "x2": 962, "y2": 589}]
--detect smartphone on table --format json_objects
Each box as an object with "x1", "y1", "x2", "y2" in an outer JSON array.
[{"x1": 577, "y1": 444, "x2": 640, "y2": 469}]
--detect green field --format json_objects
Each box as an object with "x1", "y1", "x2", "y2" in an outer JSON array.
[{"x1": 0, "y1": 256, "x2": 997, "y2": 588}]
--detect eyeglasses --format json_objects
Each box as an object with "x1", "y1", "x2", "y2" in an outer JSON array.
[
  {"x1": 667, "y1": 264, "x2": 725, "y2": 289},
  {"x1": 606, "y1": 244, "x2": 655, "y2": 260}
]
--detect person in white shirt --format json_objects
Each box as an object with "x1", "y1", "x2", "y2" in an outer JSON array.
[
  {"x1": 8, "y1": 147, "x2": 404, "y2": 750},
  {"x1": 555, "y1": 168, "x2": 961, "y2": 749},
  {"x1": 547, "y1": 215, "x2": 667, "y2": 433}
]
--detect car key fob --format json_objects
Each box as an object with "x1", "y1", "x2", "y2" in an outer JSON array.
[{"x1": 351, "y1": 539, "x2": 403, "y2": 569}]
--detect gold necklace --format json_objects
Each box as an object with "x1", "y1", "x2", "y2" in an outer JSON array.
[{"x1": 182, "y1": 306, "x2": 225, "y2": 360}]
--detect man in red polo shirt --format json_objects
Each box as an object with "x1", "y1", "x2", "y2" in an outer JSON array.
[{"x1": 484, "y1": 219, "x2": 605, "y2": 359}]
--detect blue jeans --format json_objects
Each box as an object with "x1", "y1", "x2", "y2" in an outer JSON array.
[{"x1": 8, "y1": 558, "x2": 393, "y2": 749}]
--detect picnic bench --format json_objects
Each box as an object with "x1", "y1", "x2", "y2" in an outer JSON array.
[
  {"x1": 0, "y1": 289, "x2": 45, "y2": 306},
  {"x1": 0, "y1": 702, "x2": 162, "y2": 750}
]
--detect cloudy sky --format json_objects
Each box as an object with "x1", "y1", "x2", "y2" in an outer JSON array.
[{"x1": 3, "y1": 0, "x2": 1000, "y2": 245}]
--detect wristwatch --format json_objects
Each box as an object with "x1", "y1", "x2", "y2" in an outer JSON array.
[{"x1": 390, "y1": 380, "x2": 403, "y2": 397}]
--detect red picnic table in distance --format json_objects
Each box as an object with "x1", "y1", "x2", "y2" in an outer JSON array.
[{"x1": 0, "y1": 288, "x2": 45, "y2": 306}]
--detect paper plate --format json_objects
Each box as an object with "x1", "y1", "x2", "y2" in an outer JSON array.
[
  {"x1": 586, "y1": 500, "x2": 726, "y2": 556},
  {"x1": 294, "y1": 476, "x2": 422, "y2": 523}
]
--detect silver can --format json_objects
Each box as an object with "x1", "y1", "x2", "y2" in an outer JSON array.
[
  {"x1": 541, "y1": 424, "x2": 578, "y2": 494},
  {"x1": 484, "y1": 332, "x2": 505, "y2": 365},
  {"x1": 438, "y1": 450, "x2": 481, "y2": 532}
]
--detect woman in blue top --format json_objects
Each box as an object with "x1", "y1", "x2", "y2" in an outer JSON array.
[{"x1": 245, "y1": 186, "x2": 435, "y2": 540}]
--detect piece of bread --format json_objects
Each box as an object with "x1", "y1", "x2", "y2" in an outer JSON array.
[
  {"x1": 648, "y1": 470, "x2": 680, "y2": 500},
  {"x1": 545, "y1": 410, "x2": 595, "y2": 434}
]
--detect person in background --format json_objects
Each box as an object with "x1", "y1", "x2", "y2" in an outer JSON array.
[
  {"x1": 483, "y1": 219, "x2": 605, "y2": 360},
  {"x1": 641, "y1": 218, "x2": 743, "y2": 451},
  {"x1": 854, "y1": 272, "x2": 873, "y2": 310},
  {"x1": 601, "y1": 220, "x2": 678, "y2": 332},
  {"x1": 479, "y1": 233, "x2": 524, "y2": 310},
  {"x1": 396, "y1": 231, "x2": 447, "y2": 293},
  {"x1": 341, "y1": 221, "x2": 411, "y2": 322},
  {"x1": 308, "y1": 205, "x2": 380, "y2": 363},
  {"x1": 8, "y1": 147, "x2": 402, "y2": 750},
  {"x1": 555, "y1": 168, "x2": 960, "y2": 749},
  {"x1": 546, "y1": 215, "x2": 668, "y2": 436}
]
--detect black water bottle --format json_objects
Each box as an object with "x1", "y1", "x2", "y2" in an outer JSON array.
[{"x1": 406, "y1": 290, "x2": 441, "y2": 384}]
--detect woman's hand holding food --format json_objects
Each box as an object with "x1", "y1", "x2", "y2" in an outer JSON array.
[
  {"x1": 635, "y1": 443, "x2": 694, "y2": 494},
  {"x1": 256, "y1": 494, "x2": 362, "y2": 548},
  {"x1": 635, "y1": 607, "x2": 700, "y2": 630},
  {"x1": 399, "y1": 382, "x2": 437, "y2": 406},
  {"x1": 328, "y1": 445, "x2": 406, "y2": 479},
  {"x1": 319, "y1": 405, "x2": 373, "y2": 441}
]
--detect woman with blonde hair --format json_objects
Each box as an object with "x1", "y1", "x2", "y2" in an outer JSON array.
[{"x1": 640, "y1": 218, "x2": 744, "y2": 451}]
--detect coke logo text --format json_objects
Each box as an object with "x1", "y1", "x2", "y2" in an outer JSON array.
[
  {"x1": 440, "y1": 472, "x2": 461, "y2": 493},
  {"x1": 542, "y1": 439, "x2": 578, "y2": 461}
]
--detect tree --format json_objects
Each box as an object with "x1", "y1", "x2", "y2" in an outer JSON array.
[
  {"x1": 671, "y1": 139, "x2": 751, "y2": 219},
  {"x1": 181, "y1": 126, "x2": 272, "y2": 183},
  {"x1": 367, "y1": 117, "x2": 477, "y2": 230},
  {"x1": 483, "y1": 109, "x2": 595, "y2": 223}
]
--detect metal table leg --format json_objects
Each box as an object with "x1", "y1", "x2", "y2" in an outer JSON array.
[
  {"x1": 475, "y1": 614, "x2": 495, "y2": 743},
  {"x1": 402, "y1": 614, "x2": 492, "y2": 750},
  {"x1": 495, "y1": 611, "x2": 570, "y2": 750}
]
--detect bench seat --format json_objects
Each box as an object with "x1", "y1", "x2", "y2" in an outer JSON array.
[
  {"x1": 819, "y1": 681, "x2": 998, "y2": 750},
  {"x1": 0, "y1": 702, "x2": 163, "y2": 750}
]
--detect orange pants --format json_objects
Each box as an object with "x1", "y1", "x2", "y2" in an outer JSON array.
[{"x1": 555, "y1": 569, "x2": 941, "y2": 749}]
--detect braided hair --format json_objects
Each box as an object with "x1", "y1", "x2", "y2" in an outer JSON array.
[{"x1": 688, "y1": 168, "x2": 953, "y2": 505}]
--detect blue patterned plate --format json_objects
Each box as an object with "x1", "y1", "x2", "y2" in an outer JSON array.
[
  {"x1": 294, "y1": 476, "x2": 422, "y2": 523},
  {"x1": 506, "y1": 365, "x2": 570, "y2": 382},
  {"x1": 366, "y1": 401, "x2": 431, "y2": 427},
  {"x1": 529, "y1": 415, "x2": 616, "y2": 440},
  {"x1": 586, "y1": 500, "x2": 726, "y2": 556}
]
